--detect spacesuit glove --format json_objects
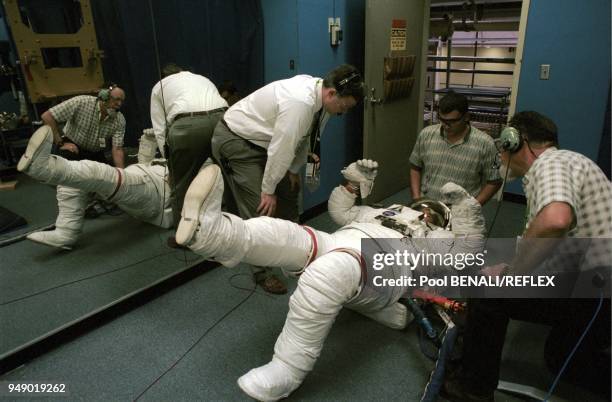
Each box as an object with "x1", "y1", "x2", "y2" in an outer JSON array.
[{"x1": 341, "y1": 159, "x2": 378, "y2": 198}]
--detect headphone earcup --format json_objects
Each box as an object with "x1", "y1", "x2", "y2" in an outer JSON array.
[
  {"x1": 499, "y1": 126, "x2": 522, "y2": 153},
  {"x1": 98, "y1": 88, "x2": 109, "y2": 101}
]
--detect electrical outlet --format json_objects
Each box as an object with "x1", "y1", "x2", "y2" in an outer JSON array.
[{"x1": 540, "y1": 64, "x2": 550, "y2": 80}]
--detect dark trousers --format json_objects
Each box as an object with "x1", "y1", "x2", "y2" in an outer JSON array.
[
  {"x1": 167, "y1": 111, "x2": 224, "y2": 227},
  {"x1": 460, "y1": 298, "x2": 611, "y2": 395},
  {"x1": 211, "y1": 120, "x2": 299, "y2": 222}
]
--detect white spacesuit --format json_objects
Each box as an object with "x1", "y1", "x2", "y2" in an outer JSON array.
[
  {"x1": 175, "y1": 159, "x2": 486, "y2": 401},
  {"x1": 17, "y1": 125, "x2": 172, "y2": 249}
]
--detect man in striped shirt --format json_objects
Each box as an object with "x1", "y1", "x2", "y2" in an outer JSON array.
[{"x1": 409, "y1": 91, "x2": 501, "y2": 205}]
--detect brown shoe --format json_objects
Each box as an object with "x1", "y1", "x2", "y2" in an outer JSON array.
[
  {"x1": 440, "y1": 378, "x2": 494, "y2": 402},
  {"x1": 167, "y1": 236, "x2": 188, "y2": 250},
  {"x1": 254, "y1": 272, "x2": 287, "y2": 294}
]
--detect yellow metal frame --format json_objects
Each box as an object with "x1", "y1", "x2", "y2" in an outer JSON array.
[{"x1": 3, "y1": 0, "x2": 104, "y2": 102}]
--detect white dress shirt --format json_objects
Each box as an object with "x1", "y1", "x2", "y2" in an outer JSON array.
[
  {"x1": 150, "y1": 71, "x2": 228, "y2": 157},
  {"x1": 224, "y1": 75, "x2": 329, "y2": 195}
]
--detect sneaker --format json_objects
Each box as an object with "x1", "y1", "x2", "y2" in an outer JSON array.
[
  {"x1": 254, "y1": 272, "x2": 288, "y2": 295},
  {"x1": 175, "y1": 164, "x2": 223, "y2": 246}
]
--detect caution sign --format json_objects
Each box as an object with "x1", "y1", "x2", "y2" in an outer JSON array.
[{"x1": 390, "y1": 19, "x2": 407, "y2": 51}]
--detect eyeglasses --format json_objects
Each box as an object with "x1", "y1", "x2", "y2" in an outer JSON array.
[{"x1": 439, "y1": 113, "x2": 465, "y2": 126}]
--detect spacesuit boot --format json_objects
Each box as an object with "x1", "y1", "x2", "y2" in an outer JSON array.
[
  {"x1": 175, "y1": 164, "x2": 245, "y2": 266},
  {"x1": 179, "y1": 164, "x2": 312, "y2": 269},
  {"x1": 237, "y1": 357, "x2": 306, "y2": 402},
  {"x1": 17, "y1": 125, "x2": 53, "y2": 176},
  {"x1": 238, "y1": 252, "x2": 361, "y2": 401},
  {"x1": 137, "y1": 128, "x2": 158, "y2": 164},
  {"x1": 27, "y1": 185, "x2": 88, "y2": 250},
  {"x1": 175, "y1": 164, "x2": 225, "y2": 246}
]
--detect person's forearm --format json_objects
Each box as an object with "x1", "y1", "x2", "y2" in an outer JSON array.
[
  {"x1": 112, "y1": 147, "x2": 125, "y2": 168},
  {"x1": 41, "y1": 111, "x2": 63, "y2": 144},
  {"x1": 510, "y1": 202, "x2": 572, "y2": 275},
  {"x1": 475, "y1": 181, "x2": 502, "y2": 205},
  {"x1": 409, "y1": 168, "x2": 422, "y2": 199}
]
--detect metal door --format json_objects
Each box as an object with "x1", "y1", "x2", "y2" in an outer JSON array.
[{"x1": 363, "y1": 0, "x2": 429, "y2": 202}]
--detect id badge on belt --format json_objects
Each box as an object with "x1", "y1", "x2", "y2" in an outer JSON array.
[{"x1": 99, "y1": 137, "x2": 106, "y2": 148}]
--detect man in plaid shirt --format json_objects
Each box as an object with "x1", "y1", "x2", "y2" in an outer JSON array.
[
  {"x1": 442, "y1": 111, "x2": 611, "y2": 402},
  {"x1": 26, "y1": 86, "x2": 127, "y2": 249},
  {"x1": 41, "y1": 85, "x2": 126, "y2": 167}
]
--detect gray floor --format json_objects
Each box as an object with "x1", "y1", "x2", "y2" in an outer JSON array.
[
  {"x1": 0, "y1": 175, "x2": 58, "y2": 243},
  {"x1": 0, "y1": 176, "x2": 205, "y2": 359},
  {"x1": 0, "y1": 186, "x2": 607, "y2": 401}
]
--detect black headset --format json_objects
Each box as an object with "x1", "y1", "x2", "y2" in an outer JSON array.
[
  {"x1": 98, "y1": 84, "x2": 119, "y2": 101},
  {"x1": 496, "y1": 126, "x2": 524, "y2": 153},
  {"x1": 335, "y1": 72, "x2": 361, "y2": 96}
]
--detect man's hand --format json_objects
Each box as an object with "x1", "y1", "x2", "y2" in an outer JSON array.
[
  {"x1": 308, "y1": 152, "x2": 320, "y2": 171},
  {"x1": 288, "y1": 172, "x2": 300, "y2": 192},
  {"x1": 60, "y1": 142, "x2": 79, "y2": 154},
  {"x1": 257, "y1": 192, "x2": 277, "y2": 217},
  {"x1": 341, "y1": 159, "x2": 378, "y2": 198}
]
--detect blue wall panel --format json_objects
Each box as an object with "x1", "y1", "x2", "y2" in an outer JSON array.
[
  {"x1": 261, "y1": 0, "x2": 365, "y2": 210},
  {"x1": 297, "y1": 0, "x2": 365, "y2": 209},
  {"x1": 509, "y1": 0, "x2": 611, "y2": 194},
  {"x1": 262, "y1": 0, "x2": 298, "y2": 83}
]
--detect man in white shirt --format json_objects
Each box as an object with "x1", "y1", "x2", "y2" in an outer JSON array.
[
  {"x1": 150, "y1": 63, "x2": 228, "y2": 238},
  {"x1": 211, "y1": 64, "x2": 364, "y2": 293}
]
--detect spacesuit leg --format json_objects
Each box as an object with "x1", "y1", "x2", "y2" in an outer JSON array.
[
  {"x1": 18, "y1": 125, "x2": 119, "y2": 197},
  {"x1": 27, "y1": 185, "x2": 88, "y2": 249},
  {"x1": 110, "y1": 165, "x2": 171, "y2": 228},
  {"x1": 346, "y1": 301, "x2": 411, "y2": 330},
  {"x1": 177, "y1": 164, "x2": 313, "y2": 270},
  {"x1": 237, "y1": 252, "x2": 361, "y2": 401}
]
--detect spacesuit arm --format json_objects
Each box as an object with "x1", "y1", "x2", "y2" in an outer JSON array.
[{"x1": 328, "y1": 185, "x2": 377, "y2": 226}]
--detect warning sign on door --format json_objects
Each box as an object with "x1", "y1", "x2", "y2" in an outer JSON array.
[{"x1": 390, "y1": 19, "x2": 406, "y2": 51}]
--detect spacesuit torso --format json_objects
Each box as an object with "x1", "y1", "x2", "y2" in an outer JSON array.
[
  {"x1": 115, "y1": 162, "x2": 173, "y2": 228},
  {"x1": 313, "y1": 186, "x2": 457, "y2": 309}
]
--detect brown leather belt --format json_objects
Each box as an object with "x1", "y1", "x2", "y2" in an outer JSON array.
[{"x1": 174, "y1": 107, "x2": 227, "y2": 122}]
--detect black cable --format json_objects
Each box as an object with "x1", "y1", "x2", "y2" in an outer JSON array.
[
  {"x1": 484, "y1": 152, "x2": 512, "y2": 247},
  {"x1": 147, "y1": 0, "x2": 171, "y2": 231},
  {"x1": 133, "y1": 272, "x2": 257, "y2": 401},
  {"x1": 544, "y1": 291, "x2": 604, "y2": 401}
]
